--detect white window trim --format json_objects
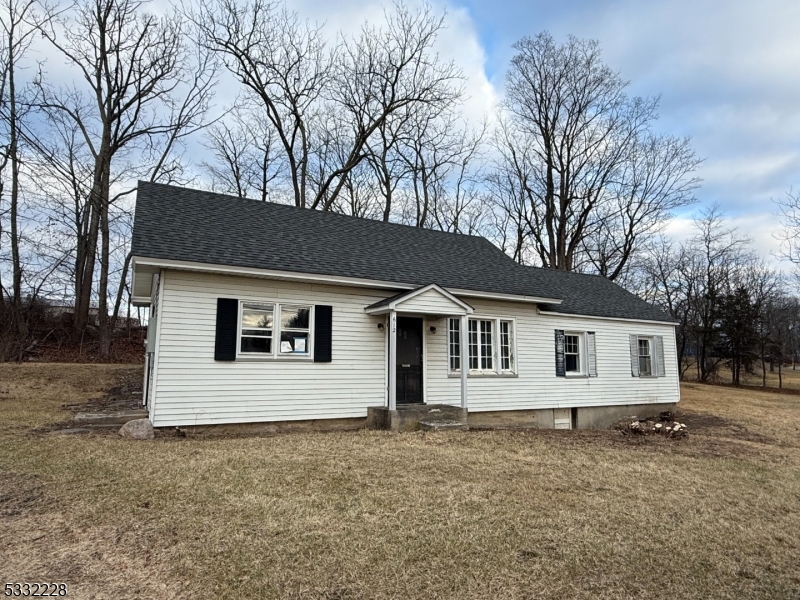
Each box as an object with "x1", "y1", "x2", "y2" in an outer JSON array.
[
  {"x1": 637, "y1": 335, "x2": 655, "y2": 378},
  {"x1": 237, "y1": 300, "x2": 314, "y2": 361},
  {"x1": 564, "y1": 331, "x2": 588, "y2": 377},
  {"x1": 448, "y1": 316, "x2": 518, "y2": 378}
]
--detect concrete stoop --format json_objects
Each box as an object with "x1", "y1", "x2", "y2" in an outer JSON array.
[{"x1": 366, "y1": 404, "x2": 468, "y2": 432}]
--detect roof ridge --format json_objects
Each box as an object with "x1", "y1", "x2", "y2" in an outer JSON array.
[{"x1": 137, "y1": 180, "x2": 496, "y2": 245}]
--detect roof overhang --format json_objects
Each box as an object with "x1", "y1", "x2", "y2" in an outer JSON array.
[
  {"x1": 537, "y1": 308, "x2": 679, "y2": 326},
  {"x1": 130, "y1": 256, "x2": 564, "y2": 308},
  {"x1": 364, "y1": 284, "x2": 474, "y2": 316}
]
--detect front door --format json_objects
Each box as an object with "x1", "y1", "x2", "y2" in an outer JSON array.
[{"x1": 396, "y1": 316, "x2": 423, "y2": 404}]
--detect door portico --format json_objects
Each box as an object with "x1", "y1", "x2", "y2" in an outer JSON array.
[{"x1": 365, "y1": 284, "x2": 473, "y2": 411}]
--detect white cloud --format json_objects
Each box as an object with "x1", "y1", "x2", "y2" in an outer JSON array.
[
  {"x1": 664, "y1": 210, "x2": 787, "y2": 269},
  {"x1": 291, "y1": 0, "x2": 498, "y2": 123}
]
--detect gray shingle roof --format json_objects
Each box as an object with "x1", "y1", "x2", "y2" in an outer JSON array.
[
  {"x1": 132, "y1": 182, "x2": 674, "y2": 323},
  {"x1": 522, "y1": 267, "x2": 675, "y2": 323}
]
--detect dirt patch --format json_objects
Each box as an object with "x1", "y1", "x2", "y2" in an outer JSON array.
[
  {"x1": 62, "y1": 367, "x2": 143, "y2": 414},
  {"x1": 676, "y1": 410, "x2": 778, "y2": 445},
  {"x1": 25, "y1": 328, "x2": 146, "y2": 364}
]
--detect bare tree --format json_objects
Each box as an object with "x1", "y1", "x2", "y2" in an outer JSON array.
[
  {"x1": 636, "y1": 206, "x2": 762, "y2": 382},
  {"x1": 493, "y1": 32, "x2": 699, "y2": 279},
  {"x1": 776, "y1": 189, "x2": 800, "y2": 272},
  {"x1": 35, "y1": 0, "x2": 214, "y2": 356},
  {"x1": 203, "y1": 107, "x2": 280, "y2": 202},
  {"x1": 397, "y1": 111, "x2": 485, "y2": 231},
  {"x1": 192, "y1": 0, "x2": 462, "y2": 211},
  {"x1": 581, "y1": 133, "x2": 701, "y2": 280},
  {"x1": 190, "y1": 0, "x2": 330, "y2": 207},
  {"x1": 0, "y1": 0, "x2": 53, "y2": 358}
]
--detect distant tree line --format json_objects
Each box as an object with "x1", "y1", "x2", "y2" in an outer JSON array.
[
  {"x1": 635, "y1": 207, "x2": 800, "y2": 387},
  {"x1": 0, "y1": 0, "x2": 795, "y2": 366}
]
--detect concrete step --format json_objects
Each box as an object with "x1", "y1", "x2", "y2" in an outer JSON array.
[
  {"x1": 419, "y1": 419, "x2": 469, "y2": 432},
  {"x1": 74, "y1": 409, "x2": 148, "y2": 426},
  {"x1": 367, "y1": 404, "x2": 468, "y2": 431}
]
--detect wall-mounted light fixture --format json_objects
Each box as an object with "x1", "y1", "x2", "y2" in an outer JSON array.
[
  {"x1": 429, "y1": 326, "x2": 437, "y2": 334},
  {"x1": 377, "y1": 323, "x2": 385, "y2": 331}
]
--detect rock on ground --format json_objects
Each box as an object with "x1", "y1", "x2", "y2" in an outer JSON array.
[{"x1": 118, "y1": 418, "x2": 154, "y2": 440}]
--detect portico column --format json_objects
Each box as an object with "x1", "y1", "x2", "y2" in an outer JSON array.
[
  {"x1": 460, "y1": 313, "x2": 468, "y2": 410},
  {"x1": 389, "y1": 310, "x2": 397, "y2": 410}
]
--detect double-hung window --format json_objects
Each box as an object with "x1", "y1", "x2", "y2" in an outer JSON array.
[
  {"x1": 240, "y1": 302, "x2": 274, "y2": 354},
  {"x1": 564, "y1": 333, "x2": 581, "y2": 374},
  {"x1": 555, "y1": 330, "x2": 597, "y2": 378},
  {"x1": 449, "y1": 317, "x2": 515, "y2": 375},
  {"x1": 239, "y1": 302, "x2": 311, "y2": 357},
  {"x1": 499, "y1": 321, "x2": 514, "y2": 372},
  {"x1": 638, "y1": 337, "x2": 652, "y2": 376},
  {"x1": 448, "y1": 318, "x2": 461, "y2": 371},
  {"x1": 280, "y1": 305, "x2": 310, "y2": 354}
]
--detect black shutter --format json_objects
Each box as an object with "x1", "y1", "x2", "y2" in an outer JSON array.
[
  {"x1": 214, "y1": 298, "x2": 239, "y2": 361},
  {"x1": 314, "y1": 305, "x2": 332, "y2": 363},
  {"x1": 554, "y1": 329, "x2": 566, "y2": 377}
]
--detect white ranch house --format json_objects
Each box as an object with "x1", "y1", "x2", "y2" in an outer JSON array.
[{"x1": 131, "y1": 182, "x2": 679, "y2": 431}]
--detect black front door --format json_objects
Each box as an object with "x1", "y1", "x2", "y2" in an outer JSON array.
[{"x1": 396, "y1": 316, "x2": 423, "y2": 404}]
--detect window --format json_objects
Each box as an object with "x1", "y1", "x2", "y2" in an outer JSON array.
[
  {"x1": 499, "y1": 320, "x2": 514, "y2": 372},
  {"x1": 240, "y1": 302, "x2": 274, "y2": 354},
  {"x1": 479, "y1": 320, "x2": 493, "y2": 370},
  {"x1": 468, "y1": 320, "x2": 479, "y2": 370},
  {"x1": 638, "y1": 337, "x2": 652, "y2": 376},
  {"x1": 448, "y1": 318, "x2": 460, "y2": 372},
  {"x1": 564, "y1": 334, "x2": 581, "y2": 373},
  {"x1": 448, "y1": 317, "x2": 514, "y2": 375},
  {"x1": 239, "y1": 302, "x2": 311, "y2": 357},
  {"x1": 280, "y1": 305, "x2": 310, "y2": 354}
]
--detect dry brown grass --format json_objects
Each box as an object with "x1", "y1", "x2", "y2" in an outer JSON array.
[
  {"x1": 685, "y1": 361, "x2": 800, "y2": 391},
  {"x1": 1, "y1": 363, "x2": 800, "y2": 599}
]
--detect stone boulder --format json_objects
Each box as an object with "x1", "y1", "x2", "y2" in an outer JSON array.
[{"x1": 119, "y1": 418, "x2": 154, "y2": 440}]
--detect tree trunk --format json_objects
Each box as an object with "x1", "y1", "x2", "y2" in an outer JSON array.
[
  {"x1": 111, "y1": 251, "x2": 132, "y2": 330},
  {"x1": 74, "y1": 145, "x2": 111, "y2": 339},
  {"x1": 8, "y1": 32, "x2": 22, "y2": 327},
  {"x1": 98, "y1": 191, "x2": 111, "y2": 359}
]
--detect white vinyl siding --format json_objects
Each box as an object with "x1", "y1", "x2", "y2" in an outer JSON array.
[
  {"x1": 150, "y1": 270, "x2": 388, "y2": 427},
  {"x1": 394, "y1": 287, "x2": 467, "y2": 315},
  {"x1": 149, "y1": 269, "x2": 679, "y2": 426},
  {"x1": 427, "y1": 300, "x2": 679, "y2": 412}
]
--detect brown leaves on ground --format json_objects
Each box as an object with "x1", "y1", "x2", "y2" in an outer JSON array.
[{"x1": 1, "y1": 364, "x2": 799, "y2": 599}]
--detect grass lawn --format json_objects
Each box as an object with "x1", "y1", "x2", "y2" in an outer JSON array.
[
  {"x1": 685, "y1": 361, "x2": 800, "y2": 391},
  {"x1": 1, "y1": 364, "x2": 800, "y2": 599}
]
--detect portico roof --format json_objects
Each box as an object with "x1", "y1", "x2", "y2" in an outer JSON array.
[{"x1": 364, "y1": 283, "x2": 473, "y2": 316}]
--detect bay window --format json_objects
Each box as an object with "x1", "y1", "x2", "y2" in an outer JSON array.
[{"x1": 449, "y1": 317, "x2": 516, "y2": 375}]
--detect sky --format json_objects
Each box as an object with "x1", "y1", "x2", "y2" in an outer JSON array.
[
  {"x1": 28, "y1": 0, "x2": 799, "y2": 268},
  {"x1": 289, "y1": 0, "x2": 799, "y2": 266}
]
